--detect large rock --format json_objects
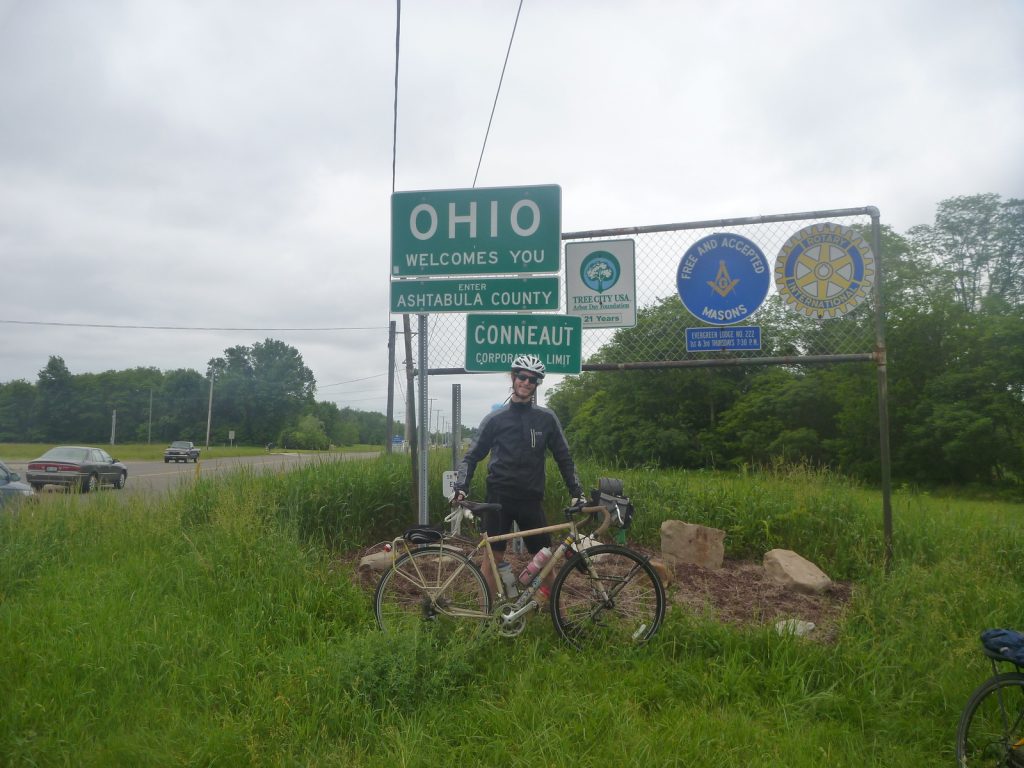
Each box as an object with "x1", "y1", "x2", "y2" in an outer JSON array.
[
  {"x1": 648, "y1": 557, "x2": 673, "y2": 587},
  {"x1": 358, "y1": 551, "x2": 393, "y2": 576},
  {"x1": 660, "y1": 520, "x2": 725, "y2": 570},
  {"x1": 763, "y1": 549, "x2": 832, "y2": 594}
]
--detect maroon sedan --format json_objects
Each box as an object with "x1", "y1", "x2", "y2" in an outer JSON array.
[{"x1": 26, "y1": 446, "x2": 128, "y2": 492}]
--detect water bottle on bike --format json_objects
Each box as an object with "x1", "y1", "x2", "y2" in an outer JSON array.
[
  {"x1": 519, "y1": 547, "x2": 551, "y2": 585},
  {"x1": 497, "y1": 562, "x2": 519, "y2": 598}
]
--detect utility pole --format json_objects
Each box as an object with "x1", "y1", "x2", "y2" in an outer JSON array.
[
  {"x1": 147, "y1": 388, "x2": 153, "y2": 445},
  {"x1": 205, "y1": 376, "x2": 214, "y2": 448},
  {"x1": 110, "y1": 409, "x2": 117, "y2": 446}
]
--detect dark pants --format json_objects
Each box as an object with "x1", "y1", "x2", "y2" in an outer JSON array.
[{"x1": 484, "y1": 490, "x2": 552, "y2": 554}]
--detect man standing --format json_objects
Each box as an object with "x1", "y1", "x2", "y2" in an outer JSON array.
[{"x1": 453, "y1": 353, "x2": 586, "y2": 599}]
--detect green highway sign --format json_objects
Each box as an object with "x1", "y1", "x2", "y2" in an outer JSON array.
[
  {"x1": 465, "y1": 314, "x2": 582, "y2": 374},
  {"x1": 391, "y1": 277, "x2": 559, "y2": 313},
  {"x1": 391, "y1": 184, "x2": 561, "y2": 277}
]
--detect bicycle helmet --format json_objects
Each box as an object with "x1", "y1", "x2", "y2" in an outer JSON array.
[{"x1": 510, "y1": 353, "x2": 545, "y2": 379}]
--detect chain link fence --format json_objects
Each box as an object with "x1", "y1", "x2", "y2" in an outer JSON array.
[
  {"x1": 405, "y1": 205, "x2": 892, "y2": 563},
  {"x1": 424, "y1": 207, "x2": 881, "y2": 371}
]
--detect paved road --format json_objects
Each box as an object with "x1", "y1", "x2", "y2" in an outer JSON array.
[{"x1": 6, "y1": 451, "x2": 380, "y2": 498}]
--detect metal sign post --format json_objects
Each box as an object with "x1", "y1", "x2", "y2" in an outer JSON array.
[{"x1": 417, "y1": 314, "x2": 429, "y2": 525}]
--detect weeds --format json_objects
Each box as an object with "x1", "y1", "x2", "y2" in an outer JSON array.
[{"x1": 0, "y1": 455, "x2": 1021, "y2": 765}]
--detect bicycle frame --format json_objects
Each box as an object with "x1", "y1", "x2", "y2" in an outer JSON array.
[{"x1": 387, "y1": 505, "x2": 608, "y2": 622}]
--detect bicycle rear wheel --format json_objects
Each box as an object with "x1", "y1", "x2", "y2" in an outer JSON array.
[
  {"x1": 374, "y1": 546, "x2": 491, "y2": 636},
  {"x1": 956, "y1": 672, "x2": 1024, "y2": 767},
  {"x1": 550, "y1": 544, "x2": 665, "y2": 650}
]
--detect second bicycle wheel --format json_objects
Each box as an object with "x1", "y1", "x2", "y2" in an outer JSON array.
[
  {"x1": 550, "y1": 544, "x2": 665, "y2": 650},
  {"x1": 374, "y1": 546, "x2": 491, "y2": 636},
  {"x1": 956, "y1": 672, "x2": 1024, "y2": 767}
]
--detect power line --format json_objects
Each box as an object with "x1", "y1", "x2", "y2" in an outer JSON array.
[
  {"x1": 318, "y1": 373, "x2": 388, "y2": 389},
  {"x1": 473, "y1": 0, "x2": 524, "y2": 188},
  {"x1": 0, "y1": 319, "x2": 385, "y2": 332},
  {"x1": 392, "y1": 0, "x2": 401, "y2": 194},
  {"x1": 323, "y1": 394, "x2": 389, "y2": 404}
]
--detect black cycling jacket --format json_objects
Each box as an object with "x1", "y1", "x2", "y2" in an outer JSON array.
[{"x1": 455, "y1": 401, "x2": 582, "y2": 501}]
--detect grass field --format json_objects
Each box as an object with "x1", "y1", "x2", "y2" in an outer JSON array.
[{"x1": 1, "y1": 454, "x2": 1021, "y2": 765}]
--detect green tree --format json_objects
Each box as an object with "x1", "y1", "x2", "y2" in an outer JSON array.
[
  {"x1": 207, "y1": 339, "x2": 315, "y2": 444},
  {"x1": 0, "y1": 380, "x2": 39, "y2": 442},
  {"x1": 550, "y1": 298, "x2": 750, "y2": 467},
  {"x1": 35, "y1": 356, "x2": 77, "y2": 442},
  {"x1": 157, "y1": 369, "x2": 208, "y2": 443},
  {"x1": 281, "y1": 414, "x2": 329, "y2": 450},
  {"x1": 907, "y1": 194, "x2": 1024, "y2": 310}
]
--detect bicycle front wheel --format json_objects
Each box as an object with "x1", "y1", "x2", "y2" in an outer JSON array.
[
  {"x1": 956, "y1": 671, "x2": 1024, "y2": 767},
  {"x1": 374, "y1": 546, "x2": 491, "y2": 635},
  {"x1": 551, "y1": 544, "x2": 665, "y2": 650}
]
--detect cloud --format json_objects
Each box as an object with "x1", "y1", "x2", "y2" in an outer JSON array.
[{"x1": 0, "y1": 0, "x2": 1021, "y2": 428}]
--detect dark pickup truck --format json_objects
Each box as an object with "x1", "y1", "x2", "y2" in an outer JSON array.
[{"x1": 164, "y1": 441, "x2": 201, "y2": 463}]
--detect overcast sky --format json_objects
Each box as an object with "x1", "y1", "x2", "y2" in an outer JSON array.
[{"x1": 1, "y1": 0, "x2": 1022, "y2": 429}]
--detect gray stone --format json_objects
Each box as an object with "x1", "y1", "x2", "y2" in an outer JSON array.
[
  {"x1": 660, "y1": 520, "x2": 725, "y2": 570},
  {"x1": 775, "y1": 619, "x2": 816, "y2": 637},
  {"x1": 358, "y1": 550, "x2": 394, "y2": 575},
  {"x1": 763, "y1": 549, "x2": 832, "y2": 594}
]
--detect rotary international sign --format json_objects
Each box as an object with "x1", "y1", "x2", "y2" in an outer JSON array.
[{"x1": 774, "y1": 223, "x2": 875, "y2": 319}]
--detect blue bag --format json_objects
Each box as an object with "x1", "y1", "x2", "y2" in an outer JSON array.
[{"x1": 981, "y1": 628, "x2": 1024, "y2": 664}]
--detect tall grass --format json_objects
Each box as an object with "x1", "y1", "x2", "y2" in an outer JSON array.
[{"x1": 1, "y1": 455, "x2": 1022, "y2": 765}]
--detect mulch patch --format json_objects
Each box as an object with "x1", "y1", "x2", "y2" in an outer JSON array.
[
  {"x1": 349, "y1": 540, "x2": 854, "y2": 642},
  {"x1": 625, "y1": 543, "x2": 854, "y2": 642}
]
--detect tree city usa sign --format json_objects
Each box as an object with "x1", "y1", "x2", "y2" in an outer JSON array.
[{"x1": 391, "y1": 184, "x2": 561, "y2": 277}]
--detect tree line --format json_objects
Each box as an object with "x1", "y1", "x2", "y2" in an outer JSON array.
[
  {"x1": 547, "y1": 194, "x2": 1024, "y2": 489},
  {"x1": 0, "y1": 338, "x2": 400, "y2": 449}
]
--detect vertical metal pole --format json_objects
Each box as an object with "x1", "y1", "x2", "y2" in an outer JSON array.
[
  {"x1": 417, "y1": 314, "x2": 429, "y2": 524},
  {"x1": 110, "y1": 409, "x2": 116, "y2": 446},
  {"x1": 386, "y1": 320, "x2": 396, "y2": 454},
  {"x1": 205, "y1": 376, "x2": 214, "y2": 449},
  {"x1": 451, "y1": 383, "x2": 461, "y2": 469},
  {"x1": 147, "y1": 388, "x2": 153, "y2": 445},
  {"x1": 403, "y1": 316, "x2": 418, "y2": 511},
  {"x1": 870, "y1": 210, "x2": 894, "y2": 571}
]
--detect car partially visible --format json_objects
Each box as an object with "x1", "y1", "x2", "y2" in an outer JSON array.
[
  {"x1": 0, "y1": 459, "x2": 35, "y2": 507},
  {"x1": 26, "y1": 446, "x2": 128, "y2": 492},
  {"x1": 164, "y1": 440, "x2": 200, "y2": 463}
]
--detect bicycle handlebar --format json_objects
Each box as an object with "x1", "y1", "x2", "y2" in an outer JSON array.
[
  {"x1": 449, "y1": 499, "x2": 610, "y2": 537},
  {"x1": 566, "y1": 504, "x2": 611, "y2": 537}
]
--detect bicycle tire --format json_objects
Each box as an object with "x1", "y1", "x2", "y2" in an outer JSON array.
[
  {"x1": 374, "y1": 546, "x2": 491, "y2": 635},
  {"x1": 550, "y1": 544, "x2": 665, "y2": 650},
  {"x1": 956, "y1": 671, "x2": 1024, "y2": 767}
]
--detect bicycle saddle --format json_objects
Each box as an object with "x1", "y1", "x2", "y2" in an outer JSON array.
[{"x1": 402, "y1": 525, "x2": 444, "y2": 545}]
